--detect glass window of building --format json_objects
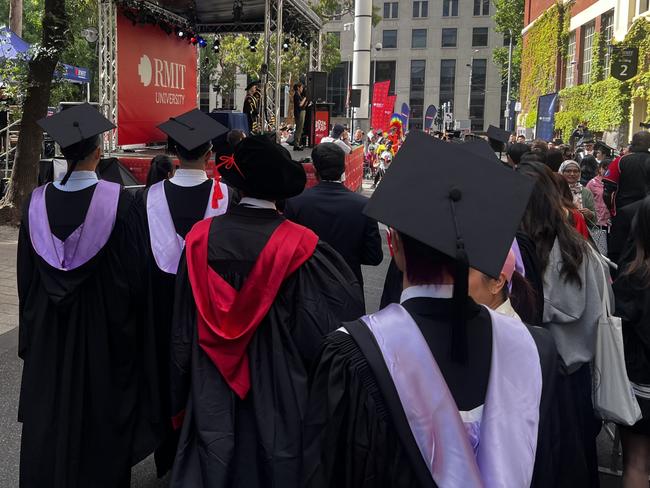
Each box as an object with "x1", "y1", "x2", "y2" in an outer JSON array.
[
  {"x1": 383, "y1": 2, "x2": 399, "y2": 19},
  {"x1": 441, "y1": 28, "x2": 457, "y2": 47},
  {"x1": 443, "y1": 0, "x2": 459, "y2": 17},
  {"x1": 472, "y1": 27, "x2": 488, "y2": 47},
  {"x1": 639, "y1": 0, "x2": 649, "y2": 14},
  {"x1": 473, "y1": 0, "x2": 489, "y2": 15},
  {"x1": 601, "y1": 11, "x2": 614, "y2": 78},
  {"x1": 413, "y1": 0, "x2": 429, "y2": 17},
  {"x1": 469, "y1": 58, "x2": 487, "y2": 131},
  {"x1": 412, "y1": 29, "x2": 427, "y2": 48},
  {"x1": 409, "y1": 60, "x2": 426, "y2": 130},
  {"x1": 327, "y1": 61, "x2": 352, "y2": 117},
  {"x1": 565, "y1": 31, "x2": 576, "y2": 87},
  {"x1": 370, "y1": 60, "x2": 397, "y2": 95},
  {"x1": 328, "y1": 31, "x2": 341, "y2": 50},
  {"x1": 382, "y1": 30, "x2": 398, "y2": 48},
  {"x1": 581, "y1": 22, "x2": 595, "y2": 84},
  {"x1": 439, "y1": 59, "x2": 456, "y2": 108}
]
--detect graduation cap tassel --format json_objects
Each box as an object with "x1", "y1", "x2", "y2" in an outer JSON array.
[
  {"x1": 449, "y1": 187, "x2": 469, "y2": 364},
  {"x1": 60, "y1": 159, "x2": 79, "y2": 186}
]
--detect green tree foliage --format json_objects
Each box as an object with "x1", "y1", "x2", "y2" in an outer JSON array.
[
  {"x1": 312, "y1": 0, "x2": 382, "y2": 26},
  {"x1": 199, "y1": 31, "x2": 340, "y2": 106},
  {"x1": 492, "y1": 0, "x2": 523, "y2": 99},
  {"x1": 1, "y1": 0, "x2": 98, "y2": 106}
]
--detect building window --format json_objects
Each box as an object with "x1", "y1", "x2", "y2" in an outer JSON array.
[
  {"x1": 472, "y1": 27, "x2": 488, "y2": 47},
  {"x1": 601, "y1": 11, "x2": 614, "y2": 78},
  {"x1": 383, "y1": 2, "x2": 399, "y2": 19},
  {"x1": 442, "y1": 0, "x2": 458, "y2": 17},
  {"x1": 327, "y1": 62, "x2": 352, "y2": 117},
  {"x1": 412, "y1": 29, "x2": 427, "y2": 48},
  {"x1": 382, "y1": 30, "x2": 398, "y2": 48},
  {"x1": 409, "y1": 60, "x2": 425, "y2": 130},
  {"x1": 413, "y1": 0, "x2": 429, "y2": 17},
  {"x1": 441, "y1": 28, "x2": 457, "y2": 47},
  {"x1": 439, "y1": 59, "x2": 456, "y2": 108},
  {"x1": 473, "y1": 0, "x2": 489, "y2": 15},
  {"x1": 639, "y1": 0, "x2": 649, "y2": 15},
  {"x1": 328, "y1": 32, "x2": 341, "y2": 50},
  {"x1": 470, "y1": 58, "x2": 487, "y2": 131},
  {"x1": 565, "y1": 31, "x2": 576, "y2": 88},
  {"x1": 581, "y1": 22, "x2": 595, "y2": 84},
  {"x1": 370, "y1": 60, "x2": 397, "y2": 96}
]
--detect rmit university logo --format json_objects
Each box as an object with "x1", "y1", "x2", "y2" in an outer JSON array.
[
  {"x1": 138, "y1": 55, "x2": 152, "y2": 87},
  {"x1": 138, "y1": 53, "x2": 187, "y2": 90}
]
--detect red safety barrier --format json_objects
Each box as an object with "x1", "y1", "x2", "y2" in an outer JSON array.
[{"x1": 118, "y1": 145, "x2": 364, "y2": 193}]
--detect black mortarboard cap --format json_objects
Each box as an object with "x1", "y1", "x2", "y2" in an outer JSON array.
[
  {"x1": 37, "y1": 103, "x2": 114, "y2": 150},
  {"x1": 462, "y1": 138, "x2": 500, "y2": 162},
  {"x1": 158, "y1": 109, "x2": 228, "y2": 151},
  {"x1": 246, "y1": 80, "x2": 261, "y2": 91},
  {"x1": 37, "y1": 103, "x2": 115, "y2": 185},
  {"x1": 487, "y1": 125, "x2": 511, "y2": 145},
  {"x1": 364, "y1": 131, "x2": 534, "y2": 361}
]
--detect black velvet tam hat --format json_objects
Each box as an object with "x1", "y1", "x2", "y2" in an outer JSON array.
[{"x1": 219, "y1": 135, "x2": 306, "y2": 200}]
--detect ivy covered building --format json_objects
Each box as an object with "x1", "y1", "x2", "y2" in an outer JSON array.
[{"x1": 520, "y1": 0, "x2": 649, "y2": 143}]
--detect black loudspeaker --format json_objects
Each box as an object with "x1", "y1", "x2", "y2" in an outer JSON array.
[
  {"x1": 307, "y1": 71, "x2": 328, "y2": 102},
  {"x1": 349, "y1": 89, "x2": 361, "y2": 108}
]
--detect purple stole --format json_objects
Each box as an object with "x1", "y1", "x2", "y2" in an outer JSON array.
[
  {"x1": 146, "y1": 180, "x2": 228, "y2": 275},
  {"x1": 359, "y1": 303, "x2": 542, "y2": 487},
  {"x1": 28, "y1": 180, "x2": 121, "y2": 271}
]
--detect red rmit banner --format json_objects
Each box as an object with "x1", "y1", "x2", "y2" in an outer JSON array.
[
  {"x1": 116, "y1": 10, "x2": 198, "y2": 146},
  {"x1": 370, "y1": 81, "x2": 390, "y2": 130}
]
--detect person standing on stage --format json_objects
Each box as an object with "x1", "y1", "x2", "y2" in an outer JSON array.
[
  {"x1": 284, "y1": 142, "x2": 383, "y2": 301},
  {"x1": 169, "y1": 135, "x2": 364, "y2": 487},
  {"x1": 303, "y1": 132, "x2": 559, "y2": 487},
  {"x1": 242, "y1": 80, "x2": 260, "y2": 133},
  {"x1": 17, "y1": 104, "x2": 159, "y2": 487},
  {"x1": 141, "y1": 109, "x2": 237, "y2": 477},
  {"x1": 293, "y1": 82, "x2": 308, "y2": 151}
]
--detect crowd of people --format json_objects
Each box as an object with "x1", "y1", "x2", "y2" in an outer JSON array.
[{"x1": 14, "y1": 100, "x2": 650, "y2": 488}]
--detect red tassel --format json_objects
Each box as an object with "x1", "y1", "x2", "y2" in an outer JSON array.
[{"x1": 212, "y1": 174, "x2": 224, "y2": 209}]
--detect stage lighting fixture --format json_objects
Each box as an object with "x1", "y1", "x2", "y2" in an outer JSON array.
[
  {"x1": 282, "y1": 38, "x2": 290, "y2": 51},
  {"x1": 302, "y1": 39, "x2": 309, "y2": 47},
  {"x1": 159, "y1": 21, "x2": 172, "y2": 35},
  {"x1": 198, "y1": 37, "x2": 208, "y2": 48},
  {"x1": 213, "y1": 39, "x2": 220, "y2": 52},
  {"x1": 249, "y1": 37, "x2": 258, "y2": 52},
  {"x1": 177, "y1": 28, "x2": 185, "y2": 38},
  {"x1": 190, "y1": 36, "x2": 199, "y2": 45}
]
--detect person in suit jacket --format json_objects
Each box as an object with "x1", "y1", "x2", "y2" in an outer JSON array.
[{"x1": 284, "y1": 143, "x2": 383, "y2": 298}]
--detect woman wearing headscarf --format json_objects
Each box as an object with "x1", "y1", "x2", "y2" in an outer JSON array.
[{"x1": 559, "y1": 160, "x2": 597, "y2": 228}]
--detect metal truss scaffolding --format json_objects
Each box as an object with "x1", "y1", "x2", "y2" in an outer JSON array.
[
  {"x1": 98, "y1": 0, "x2": 117, "y2": 152},
  {"x1": 261, "y1": 0, "x2": 283, "y2": 134},
  {"x1": 309, "y1": 31, "x2": 322, "y2": 72}
]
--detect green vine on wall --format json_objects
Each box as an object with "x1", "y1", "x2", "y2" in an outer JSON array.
[
  {"x1": 519, "y1": 3, "x2": 565, "y2": 127},
  {"x1": 555, "y1": 78, "x2": 630, "y2": 137}
]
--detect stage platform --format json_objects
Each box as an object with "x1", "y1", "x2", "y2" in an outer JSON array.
[{"x1": 108, "y1": 144, "x2": 365, "y2": 193}]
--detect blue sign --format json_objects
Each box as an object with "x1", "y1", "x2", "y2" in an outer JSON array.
[
  {"x1": 536, "y1": 93, "x2": 558, "y2": 141},
  {"x1": 424, "y1": 105, "x2": 437, "y2": 130},
  {"x1": 60, "y1": 63, "x2": 91, "y2": 84}
]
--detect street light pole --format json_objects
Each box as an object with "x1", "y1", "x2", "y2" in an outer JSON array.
[
  {"x1": 371, "y1": 42, "x2": 382, "y2": 128},
  {"x1": 505, "y1": 29, "x2": 513, "y2": 131},
  {"x1": 467, "y1": 57, "x2": 473, "y2": 123}
]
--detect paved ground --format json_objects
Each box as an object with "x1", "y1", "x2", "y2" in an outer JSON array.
[{"x1": 0, "y1": 182, "x2": 623, "y2": 486}]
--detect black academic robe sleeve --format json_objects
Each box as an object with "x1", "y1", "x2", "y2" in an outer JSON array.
[
  {"x1": 170, "y1": 251, "x2": 195, "y2": 426},
  {"x1": 17, "y1": 213, "x2": 34, "y2": 361},
  {"x1": 361, "y1": 217, "x2": 384, "y2": 267},
  {"x1": 303, "y1": 331, "x2": 422, "y2": 488}
]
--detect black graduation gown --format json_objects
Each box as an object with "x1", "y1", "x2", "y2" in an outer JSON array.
[
  {"x1": 17, "y1": 184, "x2": 159, "y2": 488},
  {"x1": 303, "y1": 298, "x2": 559, "y2": 488},
  {"x1": 169, "y1": 205, "x2": 365, "y2": 488},
  {"x1": 140, "y1": 179, "x2": 238, "y2": 476}
]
